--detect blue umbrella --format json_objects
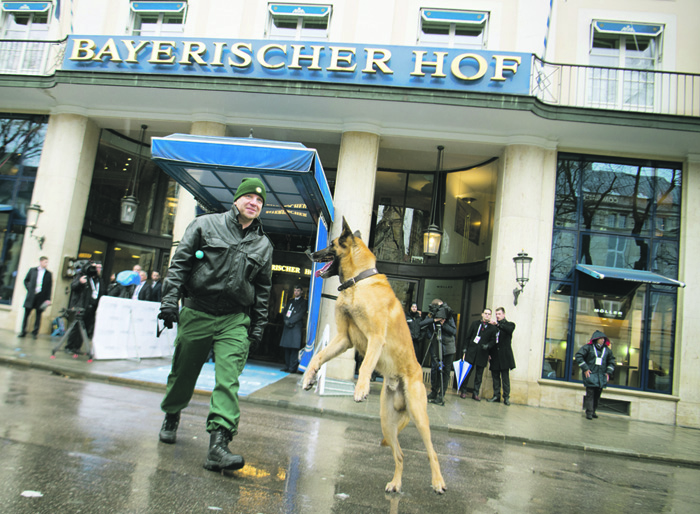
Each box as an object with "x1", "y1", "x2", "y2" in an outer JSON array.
[
  {"x1": 453, "y1": 360, "x2": 472, "y2": 390},
  {"x1": 116, "y1": 270, "x2": 141, "y2": 286}
]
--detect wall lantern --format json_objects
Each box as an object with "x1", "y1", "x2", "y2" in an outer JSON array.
[
  {"x1": 26, "y1": 203, "x2": 45, "y2": 249},
  {"x1": 513, "y1": 250, "x2": 533, "y2": 305},
  {"x1": 120, "y1": 124, "x2": 147, "y2": 225},
  {"x1": 423, "y1": 145, "x2": 445, "y2": 257}
]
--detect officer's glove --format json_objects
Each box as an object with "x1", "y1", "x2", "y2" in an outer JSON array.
[
  {"x1": 481, "y1": 344, "x2": 489, "y2": 351},
  {"x1": 158, "y1": 308, "x2": 179, "y2": 329},
  {"x1": 248, "y1": 336, "x2": 261, "y2": 353}
]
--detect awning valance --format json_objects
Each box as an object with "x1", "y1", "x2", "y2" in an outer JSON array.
[
  {"x1": 151, "y1": 134, "x2": 333, "y2": 235},
  {"x1": 422, "y1": 9, "x2": 487, "y2": 25},
  {"x1": 593, "y1": 21, "x2": 663, "y2": 37},
  {"x1": 2, "y1": 2, "x2": 50, "y2": 13},
  {"x1": 576, "y1": 264, "x2": 685, "y2": 287},
  {"x1": 130, "y1": 2, "x2": 186, "y2": 13},
  {"x1": 269, "y1": 4, "x2": 330, "y2": 17}
]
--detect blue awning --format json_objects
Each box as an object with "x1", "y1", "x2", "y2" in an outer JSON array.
[
  {"x1": 593, "y1": 21, "x2": 663, "y2": 37},
  {"x1": 422, "y1": 9, "x2": 487, "y2": 25},
  {"x1": 131, "y1": 2, "x2": 186, "y2": 13},
  {"x1": 151, "y1": 134, "x2": 334, "y2": 235},
  {"x1": 576, "y1": 264, "x2": 685, "y2": 287},
  {"x1": 269, "y1": 4, "x2": 330, "y2": 17},
  {"x1": 2, "y1": 2, "x2": 51, "y2": 12}
]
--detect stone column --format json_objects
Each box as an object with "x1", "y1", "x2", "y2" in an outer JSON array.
[
  {"x1": 676, "y1": 154, "x2": 700, "y2": 428},
  {"x1": 9, "y1": 112, "x2": 100, "y2": 333},
  {"x1": 487, "y1": 141, "x2": 557, "y2": 405},
  {"x1": 169, "y1": 119, "x2": 227, "y2": 259},
  {"x1": 317, "y1": 128, "x2": 380, "y2": 380}
]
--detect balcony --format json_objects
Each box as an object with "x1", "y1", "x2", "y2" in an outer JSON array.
[
  {"x1": 532, "y1": 56, "x2": 700, "y2": 117},
  {"x1": 1, "y1": 39, "x2": 699, "y2": 118}
]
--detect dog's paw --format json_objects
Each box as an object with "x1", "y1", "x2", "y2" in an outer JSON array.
[
  {"x1": 301, "y1": 370, "x2": 317, "y2": 390},
  {"x1": 431, "y1": 479, "x2": 447, "y2": 494},
  {"x1": 353, "y1": 382, "x2": 370, "y2": 402},
  {"x1": 385, "y1": 480, "x2": 401, "y2": 493}
]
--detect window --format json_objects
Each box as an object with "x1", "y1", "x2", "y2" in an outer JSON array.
[
  {"x1": 131, "y1": 1, "x2": 187, "y2": 37},
  {"x1": 0, "y1": 114, "x2": 48, "y2": 304},
  {"x1": 0, "y1": 1, "x2": 51, "y2": 74},
  {"x1": 544, "y1": 154, "x2": 682, "y2": 393},
  {"x1": 588, "y1": 20, "x2": 663, "y2": 111},
  {"x1": 267, "y1": 3, "x2": 331, "y2": 40},
  {"x1": 418, "y1": 8, "x2": 488, "y2": 49}
]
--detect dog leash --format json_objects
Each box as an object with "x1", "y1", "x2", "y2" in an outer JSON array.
[{"x1": 338, "y1": 267, "x2": 379, "y2": 291}]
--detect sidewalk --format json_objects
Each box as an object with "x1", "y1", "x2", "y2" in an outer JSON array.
[{"x1": 1, "y1": 329, "x2": 698, "y2": 468}]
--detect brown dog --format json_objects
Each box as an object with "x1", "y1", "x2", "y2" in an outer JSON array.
[{"x1": 302, "y1": 218, "x2": 446, "y2": 494}]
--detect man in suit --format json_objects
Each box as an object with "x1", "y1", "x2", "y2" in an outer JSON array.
[
  {"x1": 19, "y1": 256, "x2": 53, "y2": 338},
  {"x1": 150, "y1": 270, "x2": 163, "y2": 302},
  {"x1": 459, "y1": 308, "x2": 498, "y2": 401},
  {"x1": 487, "y1": 307, "x2": 517, "y2": 405},
  {"x1": 278, "y1": 285, "x2": 307, "y2": 373},
  {"x1": 131, "y1": 270, "x2": 152, "y2": 301}
]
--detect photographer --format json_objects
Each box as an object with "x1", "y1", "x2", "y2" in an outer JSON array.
[
  {"x1": 421, "y1": 298, "x2": 456, "y2": 406},
  {"x1": 65, "y1": 261, "x2": 103, "y2": 353}
]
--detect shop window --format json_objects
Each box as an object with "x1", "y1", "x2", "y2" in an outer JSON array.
[
  {"x1": 86, "y1": 130, "x2": 177, "y2": 237},
  {"x1": 371, "y1": 171, "x2": 432, "y2": 264},
  {"x1": 440, "y1": 160, "x2": 497, "y2": 265},
  {"x1": 588, "y1": 20, "x2": 663, "y2": 111},
  {"x1": 544, "y1": 154, "x2": 681, "y2": 393},
  {"x1": 267, "y1": 3, "x2": 331, "y2": 40},
  {"x1": 131, "y1": 1, "x2": 187, "y2": 37},
  {"x1": 0, "y1": 114, "x2": 47, "y2": 304},
  {"x1": 418, "y1": 8, "x2": 488, "y2": 49},
  {"x1": 0, "y1": 1, "x2": 51, "y2": 73}
]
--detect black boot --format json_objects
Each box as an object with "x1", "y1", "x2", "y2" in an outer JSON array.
[
  {"x1": 203, "y1": 427, "x2": 245, "y2": 472},
  {"x1": 159, "y1": 412, "x2": 180, "y2": 444},
  {"x1": 487, "y1": 395, "x2": 501, "y2": 403}
]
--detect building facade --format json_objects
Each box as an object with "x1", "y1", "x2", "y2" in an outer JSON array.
[{"x1": 1, "y1": 0, "x2": 698, "y2": 427}]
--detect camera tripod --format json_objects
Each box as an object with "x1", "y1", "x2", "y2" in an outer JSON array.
[
  {"x1": 422, "y1": 323, "x2": 445, "y2": 406},
  {"x1": 51, "y1": 309, "x2": 94, "y2": 362}
]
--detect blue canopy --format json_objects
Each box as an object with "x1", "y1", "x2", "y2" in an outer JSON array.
[
  {"x1": 576, "y1": 264, "x2": 685, "y2": 288},
  {"x1": 151, "y1": 134, "x2": 334, "y2": 235}
]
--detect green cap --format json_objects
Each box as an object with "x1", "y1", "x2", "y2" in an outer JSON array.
[{"x1": 234, "y1": 177, "x2": 266, "y2": 205}]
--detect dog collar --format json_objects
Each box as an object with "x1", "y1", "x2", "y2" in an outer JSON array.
[{"x1": 338, "y1": 268, "x2": 379, "y2": 291}]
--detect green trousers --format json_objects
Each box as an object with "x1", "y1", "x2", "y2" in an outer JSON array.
[{"x1": 161, "y1": 307, "x2": 250, "y2": 434}]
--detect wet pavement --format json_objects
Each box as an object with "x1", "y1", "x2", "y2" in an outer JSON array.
[
  {"x1": 1, "y1": 328, "x2": 699, "y2": 474},
  {"x1": 2, "y1": 365, "x2": 700, "y2": 514}
]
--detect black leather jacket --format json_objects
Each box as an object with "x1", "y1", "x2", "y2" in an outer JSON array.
[{"x1": 161, "y1": 207, "x2": 273, "y2": 343}]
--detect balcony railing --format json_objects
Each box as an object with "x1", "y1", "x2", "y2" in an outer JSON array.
[
  {"x1": 1, "y1": 39, "x2": 699, "y2": 118},
  {"x1": 531, "y1": 56, "x2": 700, "y2": 117},
  {"x1": 0, "y1": 39, "x2": 64, "y2": 75}
]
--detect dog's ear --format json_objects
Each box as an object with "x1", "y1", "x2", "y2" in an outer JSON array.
[{"x1": 339, "y1": 217, "x2": 354, "y2": 247}]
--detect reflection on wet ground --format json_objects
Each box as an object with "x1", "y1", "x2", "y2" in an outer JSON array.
[{"x1": 1, "y1": 366, "x2": 698, "y2": 513}]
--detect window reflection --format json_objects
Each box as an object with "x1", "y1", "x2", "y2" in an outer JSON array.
[
  {"x1": 544, "y1": 284, "x2": 571, "y2": 379},
  {"x1": 647, "y1": 293, "x2": 674, "y2": 392}
]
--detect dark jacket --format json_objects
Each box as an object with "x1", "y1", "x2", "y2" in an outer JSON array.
[
  {"x1": 150, "y1": 280, "x2": 162, "y2": 303},
  {"x1": 23, "y1": 266, "x2": 52, "y2": 309},
  {"x1": 421, "y1": 316, "x2": 457, "y2": 355},
  {"x1": 279, "y1": 296, "x2": 308, "y2": 349},
  {"x1": 489, "y1": 318, "x2": 517, "y2": 371},
  {"x1": 129, "y1": 282, "x2": 153, "y2": 301},
  {"x1": 575, "y1": 330, "x2": 616, "y2": 389},
  {"x1": 463, "y1": 319, "x2": 497, "y2": 368},
  {"x1": 69, "y1": 274, "x2": 104, "y2": 313},
  {"x1": 406, "y1": 311, "x2": 422, "y2": 340},
  {"x1": 161, "y1": 207, "x2": 273, "y2": 344}
]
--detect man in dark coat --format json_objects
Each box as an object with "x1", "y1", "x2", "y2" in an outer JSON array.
[
  {"x1": 150, "y1": 271, "x2": 163, "y2": 303},
  {"x1": 19, "y1": 256, "x2": 52, "y2": 338},
  {"x1": 406, "y1": 302, "x2": 423, "y2": 363},
  {"x1": 459, "y1": 308, "x2": 497, "y2": 401},
  {"x1": 130, "y1": 270, "x2": 152, "y2": 301},
  {"x1": 487, "y1": 307, "x2": 516, "y2": 405},
  {"x1": 575, "y1": 330, "x2": 616, "y2": 420},
  {"x1": 421, "y1": 299, "x2": 456, "y2": 406},
  {"x1": 279, "y1": 285, "x2": 307, "y2": 373},
  {"x1": 65, "y1": 261, "x2": 104, "y2": 353}
]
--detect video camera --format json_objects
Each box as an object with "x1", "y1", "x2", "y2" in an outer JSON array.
[
  {"x1": 428, "y1": 302, "x2": 453, "y2": 321},
  {"x1": 74, "y1": 259, "x2": 98, "y2": 278}
]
